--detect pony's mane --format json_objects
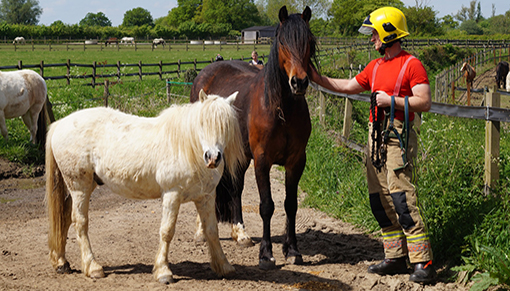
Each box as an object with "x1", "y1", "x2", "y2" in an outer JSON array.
[
  {"x1": 155, "y1": 96, "x2": 244, "y2": 181},
  {"x1": 264, "y1": 11, "x2": 318, "y2": 111}
]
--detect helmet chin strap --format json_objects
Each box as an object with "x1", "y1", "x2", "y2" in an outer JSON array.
[{"x1": 378, "y1": 39, "x2": 403, "y2": 55}]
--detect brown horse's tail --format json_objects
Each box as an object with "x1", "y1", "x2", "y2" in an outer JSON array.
[{"x1": 45, "y1": 125, "x2": 71, "y2": 265}]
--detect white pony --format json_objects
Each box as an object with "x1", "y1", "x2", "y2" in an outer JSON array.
[
  {"x1": 506, "y1": 71, "x2": 510, "y2": 92},
  {"x1": 13, "y1": 36, "x2": 25, "y2": 44},
  {"x1": 0, "y1": 69, "x2": 47, "y2": 143},
  {"x1": 45, "y1": 90, "x2": 244, "y2": 284},
  {"x1": 120, "y1": 36, "x2": 135, "y2": 45}
]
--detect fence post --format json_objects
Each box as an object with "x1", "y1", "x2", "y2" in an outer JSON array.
[
  {"x1": 467, "y1": 81, "x2": 471, "y2": 106},
  {"x1": 39, "y1": 60, "x2": 44, "y2": 78},
  {"x1": 104, "y1": 80, "x2": 109, "y2": 107},
  {"x1": 342, "y1": 64, "x2": 354, "y2": 138},
  {"x1": 166, "y1": 79, "x2": 171, "y2": 103},
  {"x1": 117, "y1": 61, "x2": 121, "y2": 81},
  {"x1": 484, "y1": 86, "x2": 500, "y2": 195},
  {"x1": 177, "y1": 60, "x2": 181, "y2": 78},
  {"x1": 194, "y1": 59, "x2": 197, "y2": 71},
  {"x1": 138, "y1": 61, "x2": 142, "y2": 81},
  {"x1": 92, "y1": 61, "x2": 96, "y2": 88},
  {"x1": 66, "y1": 59, "x2": 70, "y2": 85},
  {"x1": 158, "y1": 60, "x2": 162, "y2": 80},
  {"x1": 17, "y1": 60, "x2": 22, "y2": 70}
]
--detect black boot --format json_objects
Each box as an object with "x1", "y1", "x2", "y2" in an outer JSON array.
[
  {"x1": 367, "y1": 257, "x2": 408, "y2": 275},
  {"x1": 409, "y1": 261, "x2": 436, "y2": 284}
]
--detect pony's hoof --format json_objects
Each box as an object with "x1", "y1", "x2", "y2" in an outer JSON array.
[
  {"x1": 194, "y1": 233, "x2": 207, "y2": 245},
  {"x1": 56, "y1": 262, "x2": 71, "y2": 274},
  {"x1": 258, "y1": 257, "x2": 276, "y2": 270},
  {"x1": 158, "y1": 275, "x2": 174, "y2": 284},
  {"x1": 237, "y1": 237, "x2": 254, "y2": 248},
  {"x1": 90, "y1": 269, "x2": 105, "y2": 279},
  {"x1": 286, "y1": 254, "x2": 303, "y2": 265}
]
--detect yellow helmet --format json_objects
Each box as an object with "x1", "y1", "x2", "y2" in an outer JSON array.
[{"x1": 358, "y1": 7, "x2": 409, "y2": 44}]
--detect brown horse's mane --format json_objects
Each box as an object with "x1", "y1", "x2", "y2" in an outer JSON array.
[{"x1": 264, "y1": 10, "x2": 318, "y2": 112}]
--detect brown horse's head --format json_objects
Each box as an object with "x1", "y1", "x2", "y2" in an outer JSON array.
[{"x1": 265, "y1": 6, "x2": 318, "y2": 107}]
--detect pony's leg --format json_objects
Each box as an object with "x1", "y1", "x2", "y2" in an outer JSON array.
[
  {"x1": 21, "y1": 110, "x2": 38, "y2": 143},
  {"x1": 0, "y1": 111, "x2": 8, "y2": 140},
  {"x1": 153, "y1": 191, "x2": 180, "y2": 284},
  {"x1": 253, "y1": 158, "x2": 276, "y2": 270},
  {"x1": 194, "y1": 192, "x2": 235, "y2": 277},
  {"x1": 69, "y1": 188, "x2": 104, "y2": 278},
  {"x1": 282, "y1": 154, "x2": 306, "y2": 265}
]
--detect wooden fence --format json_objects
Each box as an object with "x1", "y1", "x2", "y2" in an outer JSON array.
[{"x1": 435, "y1": 45, "x2": 510, "y2": 104}]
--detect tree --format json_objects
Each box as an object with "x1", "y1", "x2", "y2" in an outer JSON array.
[
  {"x1": 122, "y1": 7, "x2": 154, "y2": 27},
  {"x1": 166, "y1": 0, "x2": 202, "y2": 27},
  {"x1": 198, "y1": 0, "x2": 261, "y2": 31},
  {"x1": 455, "y1": 0, "x2": 483, "y2": 23},
  {"x1": 79, "y1": 12, "x2": 112, "y2": 27},
  {"x1": 459, "y1": 19, "x2": 483, "y2": 35},
  {"x1": 403, "y1": 5, "x2": 443, "y2": 36},
  {"x1": 0, "y1": 0, "x2": 42, "y2": 25},
  {"x1": 329, "y1": 0, "x2": 404, "y2": 36}
]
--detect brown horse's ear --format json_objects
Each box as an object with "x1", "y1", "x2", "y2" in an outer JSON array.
[
  {"x1": 279, "y1": 6, "x2": 288, "y2": 23},
  {"x1": 199, "y1": 89, "x2": 208, "y2": 102},
  {"x1": 302, "y1": 6, "x2": 311, "y2": 23}
]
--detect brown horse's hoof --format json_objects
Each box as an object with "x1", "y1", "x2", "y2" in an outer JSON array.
[
  {"x1": 56, "y1": 262, "x2": 71, "y2": 274},
  {"x1": 286, "y1": 255, "x2": 303, "y2": 265},
  {"x1": 158, "y1": 275, "x2": 174, "y2": 284},
  {"x1": 258, "y1": 257, "x2": 276, "y2": 270},
  {"x1": 90, "y1": 269, "x2": 105, "y2": 279}
]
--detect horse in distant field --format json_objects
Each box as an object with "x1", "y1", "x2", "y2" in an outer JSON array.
[
  {"x1": 13, "y1": 37, "x2": 25, "y2": 44},
  {"x1": 460, "y1": 62, "x2": 476, "y2": 87},
  {"x1": 190, "y1": 5, "x2": 318, "y2": 270},
  {"x1": 120, "y1": 37, "x2": 135, "y2": 45},
  {"x1": 45, "y1": 90, "x2": 244, "y2": 284},
  {"x1": 153, "y1": 38, "x2": 165, "y2": 48},
  {"x1": 507, "y1": 70, "x2": 510, "y2": 92},
  {"x1": 105, "y1": 37, "x2": 118, "y2": 46},
  {"x1": 0, "y1": 69, "x2": 47, "y2": 144},
  {"x1": 495, "y1": 61, "x2": 509, "y2": 89}
]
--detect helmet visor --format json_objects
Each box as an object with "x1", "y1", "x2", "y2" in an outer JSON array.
[{"x1": 358, "y1": 25, "x2": 374, "y2": 35}]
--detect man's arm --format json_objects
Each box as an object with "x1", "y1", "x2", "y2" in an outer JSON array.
[{"x1": 375, "y1": 84, "x2": 431, "y2": 113}]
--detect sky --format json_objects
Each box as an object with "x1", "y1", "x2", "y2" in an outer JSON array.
[{"x1": 37, "y1": 0, "x2": 510, "y2": 27}]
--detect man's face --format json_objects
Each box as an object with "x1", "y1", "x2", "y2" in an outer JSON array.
[{"x1": 371, "y1": 30, "x2": 382, "y2": 51}]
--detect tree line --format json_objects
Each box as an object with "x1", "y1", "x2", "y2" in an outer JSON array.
[{"x1": 1, "y1": 0, "x2": 509, "y2": 40}]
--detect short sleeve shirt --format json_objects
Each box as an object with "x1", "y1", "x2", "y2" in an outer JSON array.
[{"x1": 355, "y1": 50, "x2": 429, "y2": 122}]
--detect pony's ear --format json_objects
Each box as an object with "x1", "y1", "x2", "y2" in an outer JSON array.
[
  {"x1": 302, "y1": 6, "x2": 311, "y2": 23},
  {"x1": 199, "y1": 89, "x2": 208, "y2": 102},
  {"x1": 279, "y1": 6, "x2": 288, "y2": 23},
  {"x1": 226, "y1": 91, "x2": 238, "y2": 105}
]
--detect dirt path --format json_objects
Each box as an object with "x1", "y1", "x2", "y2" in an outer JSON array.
[{"x1": 0, "y1": 163, "x2": 468, "y2": 291}]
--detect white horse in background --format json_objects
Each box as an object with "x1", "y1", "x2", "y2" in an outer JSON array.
[
  {"x1": 153, "y1": 38, "x2": 165, "y2": 47},
  {"x1": 46, "y1": 90, "x2": 244, "y2": 284},
  {"x1": 0, "y1": 69, "x2": 47, "y2": 144},
  {"x1": 13, "y1": 37, "x2": 26, "y2": 44},
  {"x1": 120, "y1": 36, "x2": 135, "y2": 45},
  {"x1": 506, "y1": 71, "x2": 510, "y2": 92}
]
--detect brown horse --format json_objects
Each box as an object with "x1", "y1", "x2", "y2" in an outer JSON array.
[
  {"x1": 495, "y1": 61, "x2": 509, "y2": 89},
  {"x1": 460, "y1": 62, "x2": 476, "y2": 87},
  {"x1": 190, "y1": 6, "x2": 317, "y2": 270},
  {"x1": 105, "y1": 37, "x2": 118, "y2": 46}
]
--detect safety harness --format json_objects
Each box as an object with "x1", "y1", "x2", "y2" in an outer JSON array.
[{"x1": 370, "y1": 55, "x2": 415, "y2": 172}]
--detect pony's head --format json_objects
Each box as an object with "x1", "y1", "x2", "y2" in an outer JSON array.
[
  {"x1": 196, "y1": 89, "x2": 244, "y2": 176},
  {"x1": 265, "y1": 5, "x2": 318, "y2": 103}
]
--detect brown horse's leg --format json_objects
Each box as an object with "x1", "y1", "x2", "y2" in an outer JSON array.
[
  {"x1": 282, "y1": 154, "x2": 306, "y2": 264},
  {"x1": 253, "y1": 158, "x2": 276, "y2": 270},
  {"x1": 229, "y1": 162, "x2": 254, "y2": 247}
]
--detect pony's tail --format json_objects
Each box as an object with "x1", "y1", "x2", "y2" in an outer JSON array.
[
  {"x1": 45, "y1": 125, "x2": 71, "y2": 264},
  {"x1": 36, "y1": 97, "x2": 48, "y2": 149}
]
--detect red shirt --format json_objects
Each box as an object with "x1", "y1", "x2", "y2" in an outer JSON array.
[{"x1": 355, "y1": 50, "x2": 429, "y2": 122}]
